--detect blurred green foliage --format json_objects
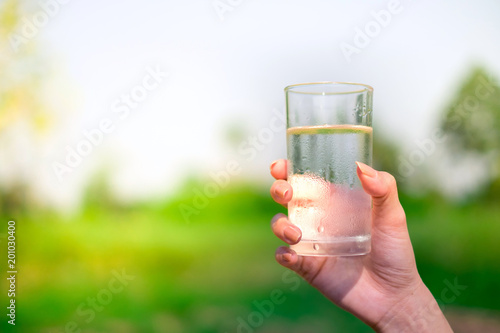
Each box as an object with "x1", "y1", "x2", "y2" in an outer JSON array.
[
  {"x1": 441, "y1": 67, "x2": 500, "y2": 201},
  {"x1": 441, "y1": 67, "x2": 500, "y2": 154},
  {"x1": 1, "y1": 180, "x2": 500, "y2": 332},
  {"x1": 372, "y1": 131, "x2": 400, "y2": 178},
  {"x1": 2, "y1": 179, "x2": 500, "y2": 332},
  {"x1": 0, "y1": 0, "x2": 62, "y2": 218}
]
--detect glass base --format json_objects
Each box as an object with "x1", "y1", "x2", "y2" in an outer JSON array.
[{"x1": 290, "y1": 235, "x2": 371, "y2": 257}]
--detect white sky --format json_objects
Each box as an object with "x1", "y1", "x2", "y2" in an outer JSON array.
[{"x1": 18, "y1": 0, "x2": 500, "y2": 208}]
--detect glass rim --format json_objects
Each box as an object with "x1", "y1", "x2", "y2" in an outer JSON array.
[{"x1": 284, "y1": 81, "x2": 373, "y2": 95}]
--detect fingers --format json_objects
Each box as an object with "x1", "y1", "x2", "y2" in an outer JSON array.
[
  {"x1": 356, "y1": 162, "x2": 407, "y2": 234},
  {"x1": 271, "y1": 213, "x2": 301, "y2": 244},
  {"x1": 275, "y1": 246, "x2": 328, "y2": 288},
  {"x1": 275, "y1": 246, "x2": 299, "y2": 267},
  {"x1": 270, "y1": 180, "x2": 293, "y2": 205},
  {"x1": 271, "y1": 214, "x2": 303, "y2": 275},
  {"x1": 270, "y1": 159, "x2": 287, "y2": 180},
  {"x1": 270, "y1": 159, "x2": 291, "y2": 207}
]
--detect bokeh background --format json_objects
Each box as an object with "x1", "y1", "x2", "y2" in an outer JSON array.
[{"x1": 1, "y1": 0, "x2": 500, "y2": 332}]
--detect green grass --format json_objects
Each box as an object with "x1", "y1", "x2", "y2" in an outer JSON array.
[
  {"x1": 404, "y1": 196, "x2": 500, "y2": 311},
  {"x1": 1, "y1": 183, "x2": 499, "y2": 332}
]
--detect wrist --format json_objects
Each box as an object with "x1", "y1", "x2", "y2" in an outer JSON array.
[{"x1": 374, "y1": 280, "x2": 452, "y2": 333}]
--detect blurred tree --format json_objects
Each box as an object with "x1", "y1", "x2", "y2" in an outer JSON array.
[
  {"x1": 0, "y1": 0, "x2": 55, "y2": 215},
  {"x1": 440, "y1": 67, "x2": 500, "y2": 200},
  {"x1": 0, "y1": 0, "x2": 52, "y2": 132},
  {"x1": 372, "y1": 130, "x2": 401, "y2": 179}
]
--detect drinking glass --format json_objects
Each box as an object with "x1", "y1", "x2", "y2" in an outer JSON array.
[{"x1": 285, "y1": 82, "x2": 373, "y2": 256}]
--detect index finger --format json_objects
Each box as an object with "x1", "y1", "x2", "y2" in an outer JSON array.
[{"x1": 270, "y1": 159, "x2": 288, "y2": 180}]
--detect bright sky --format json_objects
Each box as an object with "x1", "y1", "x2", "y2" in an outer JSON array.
[{"x1": 23, "y1": 0, "x2": 500, "y2": 208}]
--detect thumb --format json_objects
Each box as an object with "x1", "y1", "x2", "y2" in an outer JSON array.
[{"x1": 356, "y1": 162, "x2": 407, "y2": 236}]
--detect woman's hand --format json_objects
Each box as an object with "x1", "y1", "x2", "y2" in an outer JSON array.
[{"x1": 269, "y1": 159, "x2": 452, "y2": 332}]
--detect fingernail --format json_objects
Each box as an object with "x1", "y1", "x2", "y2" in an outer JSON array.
[
  {"x1": 270, "y1": 160, "x2": 279, "y2": 171},
  {"x1": 274, "y1": 186, "x2": 288, "y2": 199},
  {"x1": 282, "y1": 252, "x2": 293, "y2": 263},
  {"x1": 284, "y1": 226, "x2": 300, "y2": 243},
  {"x1": 356, "y1": 161, "x2": 377, "y2": 178}
]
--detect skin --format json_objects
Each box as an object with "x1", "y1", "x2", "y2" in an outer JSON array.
[{"x1": 269, "y1": 159, "x2": 452, "y2": 332}]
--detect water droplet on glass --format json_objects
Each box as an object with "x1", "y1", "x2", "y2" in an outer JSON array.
[
  {"x1": 317, "y1": 225, "x2": 324, "y2": 233},
  {"x1": 313, "y1": 243, "x2": 320, "y2": 251}
]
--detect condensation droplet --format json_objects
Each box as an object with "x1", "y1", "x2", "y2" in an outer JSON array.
[
  {"x1": 313, "y1": 243, "x2": 320, "y2": 251},
  {"x1": 317, "y1": 225, "x2": 324, "y2": 233}
]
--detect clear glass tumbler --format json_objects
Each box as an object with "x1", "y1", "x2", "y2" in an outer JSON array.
[{"x1": 285, "y1": 82, "x2": 373, "y2": 256}]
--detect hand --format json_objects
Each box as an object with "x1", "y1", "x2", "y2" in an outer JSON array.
[{"x1": 269, "y1": 159, "x2": 452, "y2": 332}]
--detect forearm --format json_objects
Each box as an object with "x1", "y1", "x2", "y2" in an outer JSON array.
[{"x1": 374, "y1": 281, "x2": 453, "y2": 333}]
